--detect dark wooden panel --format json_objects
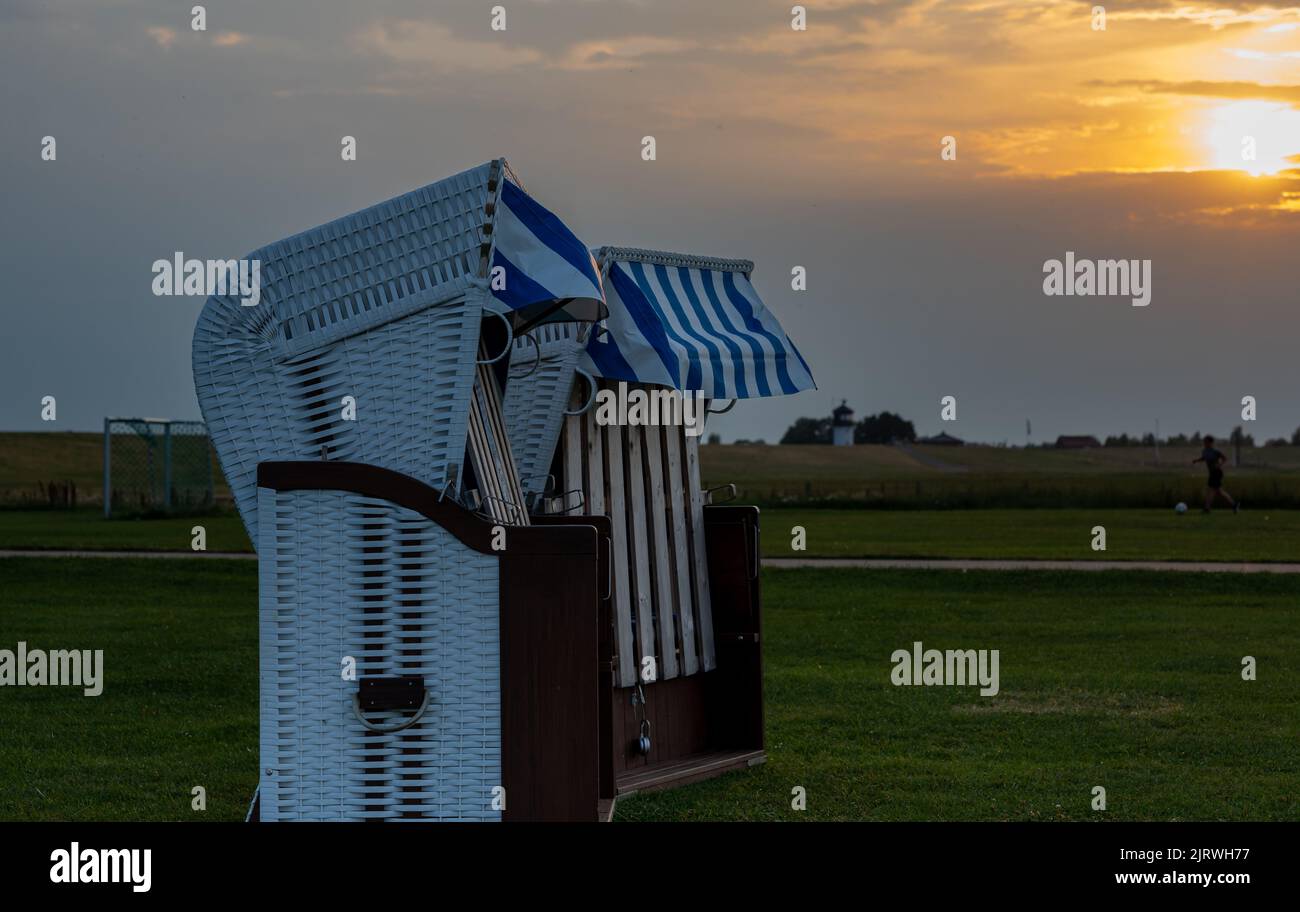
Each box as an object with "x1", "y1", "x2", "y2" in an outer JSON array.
[
  {"x1": 499, "y1": 538, "x2": 602, "y2": 821},
  {"x1": 611, "y1": 675, "x2": 710, "y2": 775},
  {"x1": 531, "y1": 514, "x2": 616, "y2": 801},
  {"x1": 703, "y1": 506, "x2": 765, "y2": 752}
]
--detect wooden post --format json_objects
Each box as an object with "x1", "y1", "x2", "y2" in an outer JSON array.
[
  {"x1": 643, "y1": 424, "x2": 679, "y2": 681},
  {"x1": 103, "y1": 417, "x2": 111, "y2": 518}
]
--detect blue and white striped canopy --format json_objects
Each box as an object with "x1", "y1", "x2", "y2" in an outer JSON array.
[
  {"x1": 580, "y1": 249, "x2": 815, "y2": 399},
  {"x1": 491, "y1": 179, "x2": 605, "y2": 326}
]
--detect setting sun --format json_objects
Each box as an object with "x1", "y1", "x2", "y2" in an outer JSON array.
[{"x1": 1202, "y1": 101, "x2": 1300, "y2": 176}]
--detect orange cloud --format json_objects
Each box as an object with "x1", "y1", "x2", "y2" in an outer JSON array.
[
  {"x1": 145, "y1": 26, "x2": 177, "y2": 50},
  {"x1": 213, "y1": 31, "x2": 249, "y2": 48}
]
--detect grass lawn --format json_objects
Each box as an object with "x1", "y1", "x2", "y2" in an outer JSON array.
[
  {"x1": 3, "y1": 507, "x2": 1300, "y2": 564},
  {"x1": 0, "y1": 509, "x2": 252, "y2": 552},
  {"x1": 762, "y1": 507, "x2": 1300, "y2": 562},
  {"x1": 1, "y1": 558, "x2": 1294, "y2": 821},
  {"x1": 0, "y1": 433, "x2": 109, "y2": 494},
  {"x1": 617, "y1": 567, "x2": 1299, "y2": 821},
  {"x1": 0, "y1": 558, "x2": 257, "y2": 821}
]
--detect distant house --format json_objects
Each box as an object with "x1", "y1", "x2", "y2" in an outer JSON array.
[
  {"x1": 1055, "y1": 435, "x2": 1101, "y2": 449},
  {"x1": 918, "y1": 432, "x2": 964, "y2": 446},
  {"x1": 832, "y1": 400, "x2": 855, "y2": 447}
]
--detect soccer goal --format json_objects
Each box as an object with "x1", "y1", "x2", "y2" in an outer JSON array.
[{"x1": 102, "y1": 418, "x2": 215, "y2": 517}]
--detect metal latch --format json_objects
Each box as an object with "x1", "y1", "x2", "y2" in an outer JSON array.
[
  {"x1": 358, "y1": 675, "x2": 424, "y2": 711},
  {"x1": 352, "y1": 676, "x2": 431, "y2": 733}
]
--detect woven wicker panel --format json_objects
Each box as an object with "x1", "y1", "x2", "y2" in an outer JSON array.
[
  {"x1": 195, "y1": 163, "x2": 497, "y2": 544},
  {"x1": 260, "y1": 163, "x2": 491, "y2": 360},
  {"x1": 197, "y1": 292, "x2": 482, "y2": 544},
  {"x1": 501, "y1": 323, "x2": 586, "y2": 505},
  {"x1": 258, "y1": 487, "x2": 502, "y2": 821}
]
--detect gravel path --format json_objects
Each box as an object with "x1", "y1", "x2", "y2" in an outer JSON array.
[{"x1": 766, "y1": 557, "x2": 1300, "y2": 573}]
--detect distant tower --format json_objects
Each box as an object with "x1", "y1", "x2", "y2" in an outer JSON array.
[{"x1": 832, "y1": 399, "x2": 855, "y2": 446}]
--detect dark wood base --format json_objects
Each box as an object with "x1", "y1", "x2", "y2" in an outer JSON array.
[
  {"x1": 598, "y1": 749, "x2": 765, "y2": 820},
  {"x1": 617, "y1": 749, "x2": 766, "y2": 797}
]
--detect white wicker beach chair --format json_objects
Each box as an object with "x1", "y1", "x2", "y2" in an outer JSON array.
[{"x1": 194, "y1": 160, "x2": 610, "y2": 821}]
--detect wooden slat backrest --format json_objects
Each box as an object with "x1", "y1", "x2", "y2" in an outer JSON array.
[
  {"x1": 623, "y1": 419, "x2": 657, "y2": 682},
  {"x1": 559, "y1": 380, "x2": 715, "y2": 686},
  {"x1": 642, "y1": 424, "x2": 679, "y2": 681},
  {"x1": 663, "y1": 422, "x2": 698, "y2": 675},
  {"x1": 467, "y1": 339, "x2": 528, "y2": 525},
  {"x1": 563, "y1": 396, "x2": 584, "y2": 515},
  {"x1": 682, "y1": 427, "x2": 715, "y2": 671},
  {"x1": 593, "y1": 409, "x2": 637, "y2": 686}
]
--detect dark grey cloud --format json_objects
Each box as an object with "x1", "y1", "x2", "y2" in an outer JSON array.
[{"x1": 1, "y1": 0, "x2": 1298, "y2": 446}]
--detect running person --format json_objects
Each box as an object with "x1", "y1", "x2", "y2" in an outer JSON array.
[{"x1": 1192, "y1": 435, "x2": 1238, "y2": 514}]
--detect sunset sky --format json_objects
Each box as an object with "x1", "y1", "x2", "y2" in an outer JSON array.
[{"x1": 2, "y1": 0, "x2": 1297, "y2": 443}]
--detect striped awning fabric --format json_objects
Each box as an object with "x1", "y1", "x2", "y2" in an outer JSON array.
[
  {"x1": 580, "y1": 248, "x2": 815, "y2": 399},
  {"x1": 491, "y1": 179, "x2": 606, "y2": 326}
]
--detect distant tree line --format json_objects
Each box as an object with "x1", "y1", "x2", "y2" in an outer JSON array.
[
  {"x1": 779, "y1": 411, "x2": 917, "y2": 445},
  {"x1": 1095, "y1": 426, "x2": 1300, "y2": 447},
  {"x1": 767, "y1": 418, "x2": 1300, "y2": 447}
]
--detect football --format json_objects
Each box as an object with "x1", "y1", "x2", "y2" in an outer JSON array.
[{"x1": 1175, "y1": 502, "x2": 1188, "y2": 514}]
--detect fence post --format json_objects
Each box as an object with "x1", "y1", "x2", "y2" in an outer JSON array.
[
  {"x1": 206, "y1": 432, "x2": 215, "y2": 506},
  {"x1": 103, "y1": 417, "x2": 111, "y2": 518},
  {"x1": 163, "y1": 422, "x2": 173, "y2": 510}
]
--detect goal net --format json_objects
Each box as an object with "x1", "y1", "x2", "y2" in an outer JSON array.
[{"x1": 103, "y1": 418, "x2": 215, "y2": 517}]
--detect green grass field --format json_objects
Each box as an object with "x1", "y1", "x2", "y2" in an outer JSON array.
[
  {"x1": 617, "y1": 567, "x2": 1299, "y2": 821},
  {"x1": 1, "y1": 558, "x2": 1294, "y2": 821},
  {"x1": 0, "y1": 558, "x2": 256, "y2": 821},
  {"x1": 0, "y1": 509, "x2": 251, "y2": 553},
  {"x1": 702, "y1": 443, "x2": 1300, "y2": 508},
  {"x1": 0, "y1": 433, "x2": 106, "y2": 495},
  {"x1": 1, "y1": 507, "x2": 1297, "y2": 564},
  {"x1": 7, "y1": 432, "x2": 1300, "y2": 509},
  {"x1": 765, "y1": 508, "x2": 1300, "y2": 562}
]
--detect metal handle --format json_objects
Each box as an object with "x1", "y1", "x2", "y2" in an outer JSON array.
[
  {"x1": 509, "y1": 331, "x2": 542, "y2": 379},
  {"x1": 478, "y1": 494, "x2": 525, "y2": 525},
  {"x1": 351, "y1": 688, "x2": 431, "y2": 734},
  {"x1": 522, "y1": 476, "x2": 553, "y2": 516},
  {"x1": 556, "y1": 489, "x2": 586, "y2": 514},
  {"x1": 436, "y1": 465, "x2": 459, "y2": 503},
  {"x1": 520, "y1": 473, "x2": 555, "y2": 499},
  {"x1": 602, "y1": 536, "x2": 613, "y2": 601},
  {"x1": 705, "y1": 483, "x2": 737, "y2": 505},
  {"x1": 563, "y1": 368, "x2": 598, "y2": 416},
  {"x1": 476, "y1": 310, "x2": 515, "y2": 365}
]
